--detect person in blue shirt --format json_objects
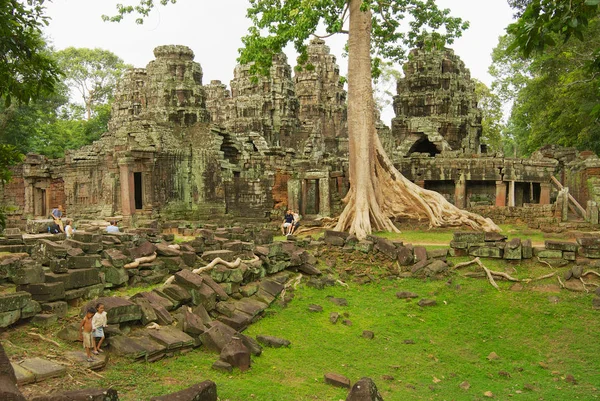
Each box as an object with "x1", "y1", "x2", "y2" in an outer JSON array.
[
  {"x1": 106, "y1": 221, "x2": 120, "y2": 233},
  {"x1": 51, "y1": 205, "x2": 64, "y2": 233},
  {"x1": 282, "y1": 210, "x2": 294, "y2": 235}
]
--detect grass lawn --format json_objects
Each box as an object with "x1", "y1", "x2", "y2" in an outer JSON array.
[{"x1": 10, "y1": 260, "x2": 600, "y2": 401}]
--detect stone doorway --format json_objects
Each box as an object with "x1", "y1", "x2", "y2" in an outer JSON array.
[
  {"x1": 34, "y1": 188, "x2": 47, "y2": 217},
  {"x1": 134, "y1": 172, "x2": 143, "y2": 210},
  {"x1": 302, "y1": 179, "x2": 320, "y2": 215}
]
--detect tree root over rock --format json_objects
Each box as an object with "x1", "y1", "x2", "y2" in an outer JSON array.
[
  {"x1": 124, "y1": 252, "x2": 157, "y2": 269},
  {"x1": 162, "y1": 255, "x2": 260, "y2": 287},
  {"x1": 333, "y1": 134, "x2": 500, "y2": 240},
  {"x1": 453, "y1": 257, "x2": 523, "y2": 291}
]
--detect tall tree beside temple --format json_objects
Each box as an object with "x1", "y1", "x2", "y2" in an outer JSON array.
[
  {"x1": 110, "y1": 0, "x2": 499, "y2": 239},
  {"x1": 54, "y1": 48, "x2": 131, "y2": 120}
]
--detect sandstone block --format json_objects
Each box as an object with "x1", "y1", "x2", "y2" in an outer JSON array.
[
  {"x1": 149, "y1": 380, "x2": 217, "y2": 401},
  {"x1": 67, "y1": 255, "x2": 102, "y2": 269},
  {"x1": 18, "y1": 282, "x2": 65, "y2": 302},
  {"x1": 324, "y1": 372, "x2": 351, "y2": 388},
  {"x1": 0, "y1": 291, "x2": 31, "y2": 313}
]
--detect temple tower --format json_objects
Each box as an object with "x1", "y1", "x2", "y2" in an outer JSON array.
[{"x1": 391, "y1": 46, "x2": 482, "y2": 157}]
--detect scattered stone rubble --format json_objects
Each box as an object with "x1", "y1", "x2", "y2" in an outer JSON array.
[{"x1": 1, "y1": 223, "x2": 599, "y2": 399}]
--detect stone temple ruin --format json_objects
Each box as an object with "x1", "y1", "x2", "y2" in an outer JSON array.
[{"x1": 2, "y1": 40, "x2": 600, "y2": 229}]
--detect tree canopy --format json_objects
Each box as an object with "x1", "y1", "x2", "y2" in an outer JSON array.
[
  {"x1": 0, "y1": 0, "x2": 61, "y2": 106},
  {"x1": 54, "y1": 47, "x2": 130, "y2": 120},
  {"x1": 491, "y1": 16, "x2": 600, "y2": 155}
]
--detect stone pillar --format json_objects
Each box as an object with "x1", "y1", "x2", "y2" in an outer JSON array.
[
  {"x1": 561, "y1": 187, "x2": 569, "y2": 222},
  {"x1": 23, "y1": 179, "x2": 34, "y2": 216},
  {"x1": 287, "y1": 179, "x2": 301, "y2": 213},
  {"x1": 539, "y1": 182, "x2": 551, "y2": 205},
  {"x1": 587, "y1": 200, "x2": 598, "y2": 224},
  {"x1": 454, "y1": 175, "x2": 466, "y2": 209},
  {"x1": 495, "y1": 181, "x2": 506, "y2": 207},
  {"x1": 118, "y1": 157, "x2": 135, "y2": 219},
  {"x1": 319, "y1": 178, "x2": 331, "y2": 217},
  {"x1": 508, "y1": 180, "x2": 515, "y2": 207},
  {"x1": 300, "y1": 179, "x2": 308, "y2": 216}
]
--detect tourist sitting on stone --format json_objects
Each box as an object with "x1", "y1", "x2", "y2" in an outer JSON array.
[
  {"x1": 64, "y1": 219, "x2": 75, "y2": 238},
  {"x1": 92, "y1": 303, "x2": 107, "y2": 354},
  {"x1": 51, "y1": 204, "x2": 64, "y2": 232},
  {"x1": 282, "y1": 210, "x2": 294, "y2": 235},
  {"x1": 80, "y1": 307, "x2": 96, "y2": 362},
  {"x1": 290, "y1": 211, "x2": 301, "y2": 235},
  {"x1": 106, "y1": 221, "x2": 119, "y2": 233}
]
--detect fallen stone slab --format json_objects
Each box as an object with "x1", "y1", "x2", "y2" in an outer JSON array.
[
  {"x1": 174, "y1": 269, "x2": 204, "y2": 289},
  {"x1": 131, "y1": 291, "x2": 174, "y2": 311},
  {"x1": 109, "y1": 335, "x2": 149, "y2": 360},
  {"x1": 11, "y1": 362, "x2": 36, "y2": 385},
  {"x1": 21, "y1": 299, "x2": 42, "y2": 319},
  {"x1": 29, "y1": 388, "x2": 119, "y2": 401},
  {"x1": 45, "y1": 269, "x2": 101, "y2": 290},
  {"x1": 102, "y1": 248, "x2": 130, "y2": 268},
  {"x1": 162, "y1": 284, "x2": 192, "y2": 304},
  {"x1": 128, "y1": 241, "x2": 157, "y2": 259},
  {"x1": 31, "y1": 313, "x2": 58, "y2": 327},
  {"x1": 220, "y1": 337, "x2": 250, "y2": 371},
  {"x1": 133, "y1": 298, "x2": 158, "y2": 325},
  {"x1": 396, "y1": 291, "x2": 418, "y2": 299},
  {"x1": 256, "y1": 335, "x2": 290, "y2": 348},
  {"x1": 67, "y1": 255, "x2": 102, "y2": 269},
  {"x1": 17, "y1": 282, "x2": 65, "y2": 302},
  {"x1": 147, "y1": 326, "x2": 195, "y2": 350},
  {"x1": 200, "y1": 321, "x2": 237, "y2": 353},
  {"x1": 64, "y1": 238, "x2": 103, "y2": 254},
  {"x1": 176, "y1": 308, "x2": 208, "y2": 336},
  {"x1": 64, "y1": 351, "x2": 108, "y2": 371},
  {"x1": 324, "y1": 372, "x2": 351, "y2": 388},
  {"x1": 199, "y1": 274, "x2": 229, "y2": 301},
  {"x1": 133, "y1": 333, "x2": 168, "y2": 362},
  {"x1": 216, "y1": 310, "x2": 252, "y2": 332},
  {"x1": 64, "y1": 283, "x2": 104, "y2": 301},
  {"x1": 19, "y1": 358, "x2": 66, "y2": 382},
  {"x1": 235, "y1": 298, "x2": 268, "y2": 317},
  {"x1": 149, "y1": 380, "x2": 217, "y2": 401},
  {"x1": 212, "y1": 360, "x2": 233, "y2": 373},
  {"x1": 328, "y1": 297, "x2": 348, "y2": 306},
  {"x1": 155, "y1": 242, "x2": 182, "y2": 257},
  {"x1": 0, "y1": 291, "x2": 31, "y2": 313}
]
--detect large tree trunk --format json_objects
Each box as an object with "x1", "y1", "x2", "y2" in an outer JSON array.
[{"x1": 335, "y1": 0, "x2": 499, "y2": 240}]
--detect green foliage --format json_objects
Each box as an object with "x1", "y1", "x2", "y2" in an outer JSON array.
[
  {"x1": 491, "y1": 19, "x2": 600, "y2": 155},
  {"x1": 507, "y1": 0, "x2": 600, "y2": 57},
  {"x1": 0, "y1": 0, "x2": 61, "y2": 106},
  {"x1": 238, "y1": 0, "x2": 468, "y2": 79},
  {"x1": 102, "y1": 0, "x2": 178, "y2": 24}
]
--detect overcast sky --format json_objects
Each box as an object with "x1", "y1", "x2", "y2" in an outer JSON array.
[{"x1": 43, "y1": 0, "x2": 515, "y2": 124}]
